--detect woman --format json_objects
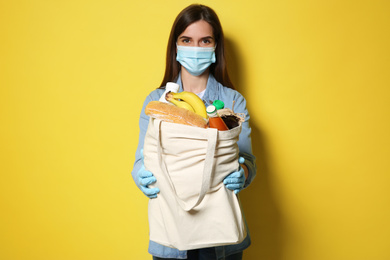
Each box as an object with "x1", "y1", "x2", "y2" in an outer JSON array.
[{"x1": 131, "y1": 4, "x2": 257, "y2": 260}]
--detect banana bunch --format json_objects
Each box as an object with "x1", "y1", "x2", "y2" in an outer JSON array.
[{"x1": 165, "y1": 91, "x2": 207, "y2": 118}]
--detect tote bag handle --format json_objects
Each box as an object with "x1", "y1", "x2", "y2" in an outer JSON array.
[{"x1": 156, "y1": 119, "x2": 218, "y2": 212}]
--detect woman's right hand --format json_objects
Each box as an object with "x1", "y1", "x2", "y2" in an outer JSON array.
[{"x1": 137, "y1": 149, "x2": 160, "y2": 199}]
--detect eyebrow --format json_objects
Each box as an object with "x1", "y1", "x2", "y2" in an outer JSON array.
[{"x1": 179, "y1": 36, "x2": 214, "y2": 40}]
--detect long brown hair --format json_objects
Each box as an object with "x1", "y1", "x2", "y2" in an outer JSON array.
[{"x1": 159, "y1": 4, "x2": 235, "y2": 90}]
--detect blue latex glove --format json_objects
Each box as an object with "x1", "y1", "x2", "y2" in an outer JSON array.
[
  {"x1": 137, "y1": 149, "x2": 160, "y2": 199},
  {"x1": 223, "y1": 157, "x2": 246, "y2": 194}
]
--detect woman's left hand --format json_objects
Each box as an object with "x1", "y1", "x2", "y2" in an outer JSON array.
[{"x1": 223, "y1": 157, "x2": 246, "y2": 194}]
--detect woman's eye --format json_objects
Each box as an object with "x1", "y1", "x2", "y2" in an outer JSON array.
[
  {"x1": 182, "y1": 39, "x2": 190, "y2": 43},
  {"x1": 201, "y1": 39, "x2": 214, "y2": 46}
]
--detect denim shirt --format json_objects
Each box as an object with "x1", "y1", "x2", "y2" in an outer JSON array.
[{"x1": 131, "y1": 73, "x2": 257, "y2": 259}]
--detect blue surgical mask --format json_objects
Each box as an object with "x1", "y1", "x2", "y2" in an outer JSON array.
[{"x1": 176, "y1": 45, "x2": 216, "y2": 76}]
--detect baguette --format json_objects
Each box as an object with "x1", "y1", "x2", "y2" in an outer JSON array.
[{"x1": 145, "y1": 101, "x2": 208, "y2": 128}]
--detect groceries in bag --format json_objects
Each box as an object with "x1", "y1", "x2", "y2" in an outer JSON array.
[
  {"x1": 165, "y1": 91, "x2": 207, "y2": 118},
  {"x1": 206, "y1": 105, "x2": 229, "y2": 131},
  {"x1": 145, "y1": 101, "x2": 208, "y2": 128},
  {"x1": 143, "y1": 92, "x2": 247, "y2": 250},
  {"x1": 146, "y1": 90, "x2": 245, "y2": 130},
  {"x1": 217, "y1": 101, "x2": 245, "y2": 129}
]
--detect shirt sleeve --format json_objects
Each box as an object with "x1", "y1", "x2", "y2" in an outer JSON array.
[
  {"x1": 230, "y1": 92, "x2": 257, "y2": 188},
  {"x1": 131, "y1": 94, "x2": 153, "y2": 190}
]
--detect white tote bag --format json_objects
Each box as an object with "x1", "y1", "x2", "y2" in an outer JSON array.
[{"x1": 143, "y1": 118, "x2": 247, "y2": 250}]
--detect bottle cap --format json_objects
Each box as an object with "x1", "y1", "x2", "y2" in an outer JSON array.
[
  {"x1": 165, "y1": 82, "x2": 180, "y2": 92},
  {"x1": 206, "y1": 105, "x2": 217, "y2": 115},
  {"x1": 212, "y1": 100, "x2": 224, "y2": 110}
]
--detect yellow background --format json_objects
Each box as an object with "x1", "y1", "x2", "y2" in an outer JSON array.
[{"x1": 1, "y1": 0, "x2": 389, "y2": 259}]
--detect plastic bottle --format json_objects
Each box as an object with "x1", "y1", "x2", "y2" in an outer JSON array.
[
  {"x1": 206, "y1": 105, "x2": 229, "y2": 131},
  {"x1": 159, "y1": 82, "x2": 180, "y2": 103}
]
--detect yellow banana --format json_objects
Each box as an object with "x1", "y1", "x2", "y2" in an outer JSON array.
[
  {"x1": 168, "y1": 91, "x2": 207, "y2": 118},
  {"x1": 166, "y1": 95, "x2": 195, "y2": 112}
]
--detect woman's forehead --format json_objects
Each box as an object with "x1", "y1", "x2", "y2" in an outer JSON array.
[{"x1": 179, "y1": 20, "x2": 214, "y2": 38}]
